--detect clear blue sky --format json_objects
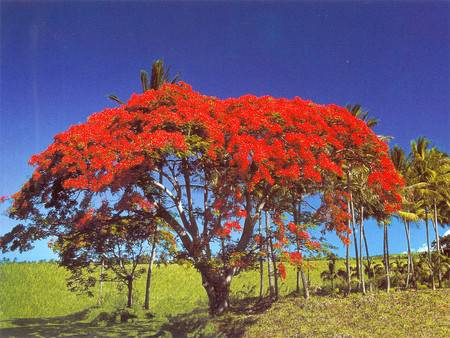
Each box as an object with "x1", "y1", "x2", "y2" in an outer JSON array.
[{"x1": 0, "y1": 1, "x2": 448, "y2": 261}]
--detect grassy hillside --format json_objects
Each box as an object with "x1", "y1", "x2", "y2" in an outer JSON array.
[
  {"x1": 244, "y1": 290, "x2": 450, "y2": 337},
  {"x1": 0, "y1": 260, "x2": 330, "y2": 319},
  {"x1": 0, "y1": 261, "x2": 448, "y2": 337}
]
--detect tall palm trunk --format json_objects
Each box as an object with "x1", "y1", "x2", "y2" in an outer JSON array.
[
  {"x1": 144, "y1": 233, "x2": 157, "y2": 310},
  {"x1": 265, "y1": 211, "x2": 275, "y2": 298},
  {"x1": 425, "y1": 207, "x2": 436, "y2": 290},
  {"x1": 432, "y1": 200, "x2": 442, "y2": 288},
  {"x1": 349, "y1": 194, "x2": 360, "y2": 290},
  {"x1": 269, "y1": 236, "x2": 279, "y2": 300},
  {"x1": 345, "y1": 202, "x2": 352, "y2": 296},
  {"x1": 359, "y1": 206, "x2": 366, "y2": 294},
  {"x1": 383, "y1": 223, "x2": 390, "y2": 292},
  {"x1": 293, "y1": 199, "x2": 304, "y2": 296},
  {"x1": 403, "y1": 218, "x2": 414, "y2": 289},
  {"x1": 258, "y1": 216, "x2": 264, "y2": 299},
  {"x1": 345, "y1": 242, "x2": 351, "y2": 295},
  {"x1": 403, "y1": 219, "x2": 411, "y2": 288},
  {"x1": 362, "y1": 225, "x2": 372, "y2": 292},
  {"x1": 266, "y1": 245, "x2": 273, "y2": 297},
  {"x1": 407, "y1": 221, "x2": 416, "y2": 288},
  {"x1": 346, "y1": 173, "x2": 360, "y2": 290},
  {"x1": 144, "y1": 171, "x2": 162, "y2": 310},
  {"x1": 295, "y1": 202, "x2": 300, "y2": 295},
  {"x1": 296, "y1": 199, "x2": 309, "y2": 300}
]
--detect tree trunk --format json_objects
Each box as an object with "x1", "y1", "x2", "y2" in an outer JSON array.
[
  {"x1": 144, "y1": 233, "x2": 157, "y2": 310},
  {"x1": 345, "y1": 203, "x2": 352, "y2": 296},
  {"x1": 403, "y1": 218, "x2": 413, "y2": 289},
  {"x1": 425, "y1": 207, "x2": 435, "y2": 290},
  {"x1": 265, "y1": 211, "x2": 274, "y2": 297},
  {"x1": 349, "y1": 195, "x2": 360, "y2": 290},
  {"x1": 407, "y1": 221, "x2": 416, "y2": 288},
  {"x1": 307, "y1": 262, "x2": 311, "y2": 285},
  {"x1": 300, "y1": 266, "x2": 309, "y2": 299},
  {"x1": 126, "y1": 275, "x2": 133, "y2": 308},
  {"x1": 383, "y1": 223, "x2": 390, "y2": 293},
  {"x1": 266, "y1": 248, "x2": 273, "y2": 297},
  {"x1": 359, "y1": 206, "x2": 366, "y2": 294},
  {"x1": 295, "y1": 239, "x2": 300, "y2": 295},
  {"x1": 199, "y1": 265, "x2": 233, "y2": 316},
  {"x1": 433, "y1": 201, "x2": 442, "y2": 254},
  {"x1": 362, "y1": 224, "x2": 372, "y2": 292},
  {"x1": 432, "y1": 201, "x2": 442, "y2": 288},
  {"x1": 258, "y1": 216, "x2": 264, "y2": 299},
  {"x1": 293, "y1": 200, "x2": 301, "y2": 295},
  {"x1": 98, "y1": 258, "x2": 104, "y2": 305},
  {"x1": 345, "y1": 241, "x2": 351, "y2": 295},
  {"x1": 269, "y1": 235, "x2": 279, "y2": 300},
  {"x1": 266, "y1": 211, "x2": 278, "y2": 299}
]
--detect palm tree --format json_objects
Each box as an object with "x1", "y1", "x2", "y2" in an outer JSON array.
[
  {"x1": 345, "y1": 104, "x2": 383, "y2": 293},
  {"x1": 409, "y1": 137, "x2": 450, "y2": 289},
  {"x1": 390, "y1": 145, "x2": 419, "y2": 288},
  {"x1": 345, "y1": 164, "x2": 387, "y2": 293},
  {"x1": 426, "y1": 148, "x2": 450, "y2": 287},
  {"x1": 108, "y1": 59, "x2": 179, "y2": 105},
  {"x1": 346, "y1": 104, "x2": 378, "y2": 129}
]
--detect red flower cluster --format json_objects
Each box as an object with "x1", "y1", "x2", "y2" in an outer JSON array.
[
  {"x1": 224, "y1": 221, "x2": 242, "y2": 232},
  {"x1": 287, "y1": 222, "x2": 311, "y2": 240},
  {"x1": 278, "y1": 262, "x2": 287, "y2": 280},
  {"x1": 15, "y1": 82, "x2": 402, "y2": 241},
  {"x1": 288, "y1": 251, "x2": 302, "y2": 266}
]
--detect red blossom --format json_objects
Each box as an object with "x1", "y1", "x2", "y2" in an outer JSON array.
[
  {"x1": 289, "y1": 251, "x2": 303, "y2": 266},
  {"x1": 224, "y1": 221, "x2": 242, "y2": 232},
  {"x1": 235, "y1": 209, "x2": 247, "y2": 218},
  {"x1": 278, "y1": 262, "x2": 287, "y2": 280},
  {"x1": 308, "y1": 241, "x2": 321, "y2": 250}
]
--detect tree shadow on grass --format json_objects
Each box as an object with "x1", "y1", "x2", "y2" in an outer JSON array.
[
  {"x1": 0, "y1": 308, "x2": 164, "y2": 337},
  {"x1": 0, "y1": 297, "x2": 270, "y2": 337},
  {"x1": 157, "y1": 300, "x2": 262, "y2": 338},
  {"x1": 157, "y1": 308, "x2": 212, "y2": 337}
]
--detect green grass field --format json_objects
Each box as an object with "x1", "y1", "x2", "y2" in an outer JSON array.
[{"x1": 0, "y1": 261, "x2": 448, "y2": 337}]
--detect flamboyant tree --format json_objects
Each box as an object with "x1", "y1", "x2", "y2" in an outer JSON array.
[{"x1": 1, "y1": 82, "x2": 402, "y2": 315}]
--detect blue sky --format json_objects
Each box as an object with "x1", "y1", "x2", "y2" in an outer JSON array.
[{"x1": 0, "y1": 1, "x2": 448, "y2": 261}]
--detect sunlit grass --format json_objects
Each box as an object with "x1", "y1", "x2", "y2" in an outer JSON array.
[
  {"x1": 1, "y1": 258, "x2": 446, "y2": 337},
  {"x1": 244, "y1": 289, "x2": 450, "y2": 337}
]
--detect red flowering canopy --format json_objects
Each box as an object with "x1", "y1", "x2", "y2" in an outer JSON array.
[{"x1": 7, "y1": 82, "x2": 403, "y2": 314}]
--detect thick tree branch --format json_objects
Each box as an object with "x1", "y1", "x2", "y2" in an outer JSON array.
[
  {"x1": 181, "y1": 158, "x2": 199, "y2": 238},
  {"x1": 236, "y1": 189, "x2": 269, "y2": 252},
  {"x1": 156, "y1": 203, "x2": 194, "y2": 255}
]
